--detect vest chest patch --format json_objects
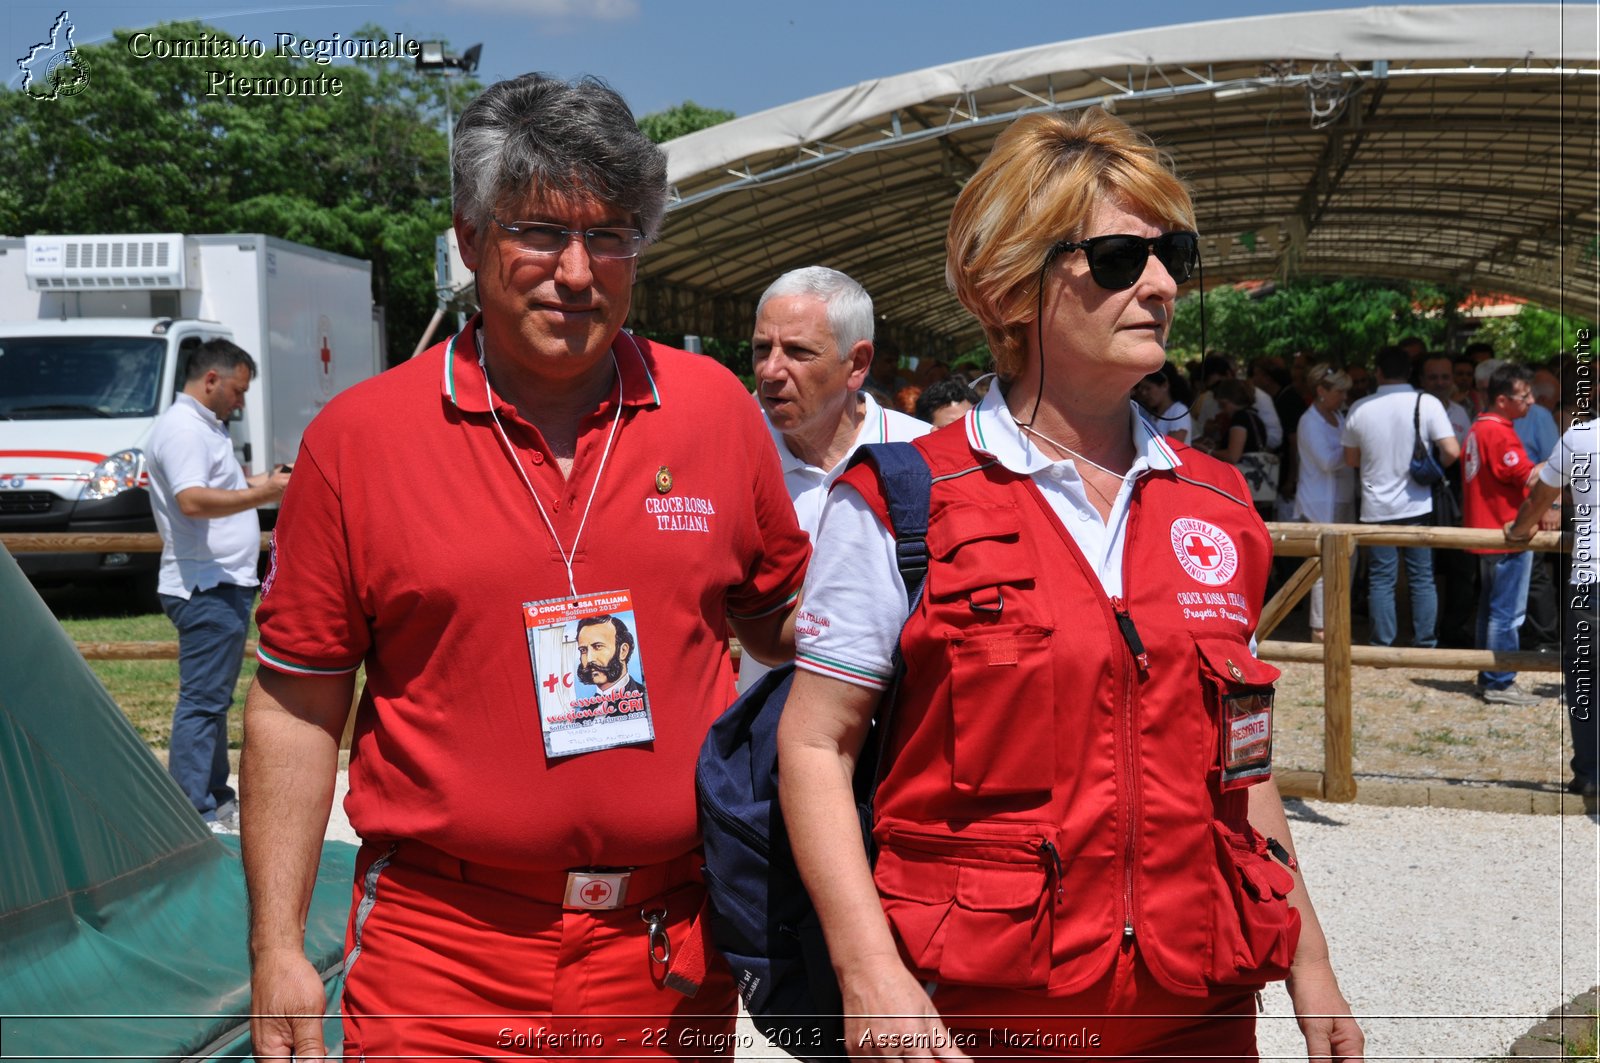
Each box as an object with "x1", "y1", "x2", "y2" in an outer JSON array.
[{"x1": 1170, "y1": 517, "x2": 1240, "y2": 586}]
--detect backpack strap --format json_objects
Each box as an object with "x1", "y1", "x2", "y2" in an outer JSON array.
[
  {"x1": 845, "y1": 441, "x2": 932, "y2": 599},
  {"x1": 840, "y1": 442, "x2": 932, "y2": 839}
]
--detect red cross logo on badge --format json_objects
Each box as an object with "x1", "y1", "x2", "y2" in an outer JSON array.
[
  {"x1": 1170, "y1": 517, "x2": 1239, "y2": 586},
  {"x1": 581, "y1": 879, "x2": 614, "y2": 906}
]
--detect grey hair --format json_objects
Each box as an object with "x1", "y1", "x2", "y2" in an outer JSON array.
[
  {"x1": 452, "y1": 73, "x2": 668, "y2": 242},
  {"x1": 755, "y1": 266, "x2": 875, "y2": 361}
]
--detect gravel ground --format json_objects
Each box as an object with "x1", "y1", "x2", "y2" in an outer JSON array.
[{"x1": 305, "y1": 776, "x2": 1598, "y2": 1062}]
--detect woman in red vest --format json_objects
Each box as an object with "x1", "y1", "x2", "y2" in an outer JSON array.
[{"x1": 778, "y1": 109, "x2": 1363, "y2": 1061}]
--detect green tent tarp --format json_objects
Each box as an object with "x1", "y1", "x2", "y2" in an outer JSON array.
[{"x1": 0, "y1": 545, "x2": 354, "y2": 1061}]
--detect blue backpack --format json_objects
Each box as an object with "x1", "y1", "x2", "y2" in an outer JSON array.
[{"x1": 695, "y1": 442, "x2": 931, "y2": 1061}]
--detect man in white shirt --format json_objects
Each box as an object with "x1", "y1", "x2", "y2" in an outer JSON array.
[
  {"x1": 741, "y1": 266, "x2": 928, "y2": 691},
  {"x1": 146, "y1": 339, "x2": 289, "y2": 830},
  {"x1": 1342, "y1": 345, "x2": 1460, "y2": 648},
  {"x1": 1507, "y1": 416, "x2": 1599, "y2": 798}
]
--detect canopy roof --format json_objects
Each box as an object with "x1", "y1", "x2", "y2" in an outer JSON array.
[{"x1": 632, "y1": 4, "x2": 1599, "y2": 355}]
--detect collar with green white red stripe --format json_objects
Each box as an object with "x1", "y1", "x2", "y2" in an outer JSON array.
[
  {"x1": 439, "y1": 314, "x2": 661, "y2": 414},
  {"x1": 962, "y1": 380, "x2": 1182, "y2": 476}
]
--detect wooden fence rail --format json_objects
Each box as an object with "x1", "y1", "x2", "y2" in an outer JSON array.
[{"x1": 7, "y1": 524, "x2": 1573, "y2": 803}]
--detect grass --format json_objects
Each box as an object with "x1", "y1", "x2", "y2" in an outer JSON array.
[
  {"x1": 1568, "y1": 1010, "x2": 1599, "y2": 1060},
  {"x1": 1399, "y1": 725, "x2": 1478, "y2": 757},
  {"x1": 56, "y1": 609, "x2": 257, "y2": 748}
]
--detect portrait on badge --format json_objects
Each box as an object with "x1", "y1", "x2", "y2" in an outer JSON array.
[{"x1": 525, "y1": 595, "x2": 654, "y2": 755}]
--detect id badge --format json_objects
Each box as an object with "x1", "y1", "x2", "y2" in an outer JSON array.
[
  {"x1": 1220, "y1": 689, "x2": 1273, "y2": 790},
  {"x1": 524, "y1": 589, "x2": 655, "y2": 758}
]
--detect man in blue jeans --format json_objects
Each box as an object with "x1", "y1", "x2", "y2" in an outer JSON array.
[
  {"x1": 1343, "y1": 346, "x2": 1461, "y2": 647},
  {"x1": 1464, "y1": 363, "x2": 1544, "y2": 705},
  {"x1": 146, "y1": 339, "x2": 290, "y2": 830}
]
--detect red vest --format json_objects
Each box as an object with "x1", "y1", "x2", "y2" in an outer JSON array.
[{"x1": 838, "y1": 427, "x2": 1301, "y2": 998}]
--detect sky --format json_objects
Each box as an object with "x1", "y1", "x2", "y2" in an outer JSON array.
[{"x1": 2, "y1": 0, "x2": 1554, "y2": 119}]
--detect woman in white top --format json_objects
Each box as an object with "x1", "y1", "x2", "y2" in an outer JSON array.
[
  {"x1": 1133, "y1": 362, "x2": 1192, "y2": 442},
  {"x1": 1294, "y1": 364, "x2": 1357, "y2": 641}
]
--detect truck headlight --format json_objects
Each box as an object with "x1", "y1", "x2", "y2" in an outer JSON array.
[{"x1": 82, "y1": 449, "x2": 147, "y2": 500}]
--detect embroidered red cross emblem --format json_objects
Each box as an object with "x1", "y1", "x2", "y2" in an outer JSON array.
[
  {"x1": 581, "y1": 880, "x2": 614, "y2": 905},
  {"x1": 1185, "y1": 534, "x2": 1220, "y2": 568}
]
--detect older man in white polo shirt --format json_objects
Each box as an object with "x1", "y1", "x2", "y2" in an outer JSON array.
[
  {"x1": 741, "y1": 266, "x2": 928, "y2": 691},
  {"x1": 146, "y1": 338, "x2": 290, "y2": 830}
]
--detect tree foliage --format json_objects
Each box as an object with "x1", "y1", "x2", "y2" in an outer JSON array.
[
  {"x1": 1166, "y1": 277, "x2": 1471, "y2": 365},
  {"x1": 637, "y1": 100, "x2": 734, "y2": 144},
  {"x1": 1469, "y1": 305, "x2": 1594, "y2": 363},
  {"x1": 0, "y1": 21, "x2": 474, "y2": 365}
]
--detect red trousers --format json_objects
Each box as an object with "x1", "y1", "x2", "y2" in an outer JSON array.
[
  {"x1": 933, "y1": 940, "x2": 1259, "y2": 1061},
  {"x1": 339, "y1": 842, "x2": 738, "y2": 1060}
]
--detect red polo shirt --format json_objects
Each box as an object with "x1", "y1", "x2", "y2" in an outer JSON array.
[
  {"x1": 1463, "y1": 412, "x2": 1531, "y2": 555},
  {"x1": 256, "y1": 318, "x2": 808, "y2": 870}
]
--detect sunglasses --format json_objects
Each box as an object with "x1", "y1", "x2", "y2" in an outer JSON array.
[{"x1": 1049, "y1": 231, "x2": 1200, "y2": 290}]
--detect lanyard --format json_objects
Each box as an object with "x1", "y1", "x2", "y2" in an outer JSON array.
[{"x1": 479, "y1": 333, "x2": 626, "y2": 600}]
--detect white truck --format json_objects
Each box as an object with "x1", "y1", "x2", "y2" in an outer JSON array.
[{"x1": 0, "y1": 232, "x2": 383, "y2": 584}]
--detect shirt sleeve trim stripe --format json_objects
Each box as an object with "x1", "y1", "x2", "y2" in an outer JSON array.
[
  {"x1": 795, "y1": 651, "x2": 892, "y2": 687},
  {"x1": 727, "y1": 587, "x2": 800, "y2": 621},
  {"x1": 257, "y1": 646, "x2": 359, "y2": 677}
]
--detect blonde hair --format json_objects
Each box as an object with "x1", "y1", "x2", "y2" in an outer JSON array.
[
  {"x1": 1307, "y1": 363, "x2": 1352, "y2": 392},
  {"x1": 945, "y1": 109, "x2": 1196, "y2": 378}
]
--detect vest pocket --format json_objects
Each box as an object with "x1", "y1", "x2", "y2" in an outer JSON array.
[
  {"x1": 1208, "y1": 820, "x2": 1301, "y2": 986},
  {"x1": 1193, "y1": 635, "x2": 1280, "y2": 791},
  {"x1": 948, "y1": 625, "x2": 1055, "y2": 795},
  {"x1": 874, "y1": 823, "x2": 1056, "y2": 990}
]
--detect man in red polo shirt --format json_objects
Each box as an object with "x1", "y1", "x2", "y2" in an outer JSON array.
[
  {"x1": 241, "y1": 74, "x2": 809, "y2": 1060},
  {"x1": 1463, "y1": 361, "x2": 1545, "y2": 705}
]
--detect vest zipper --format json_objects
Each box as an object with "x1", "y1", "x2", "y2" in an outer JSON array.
[
  {"x1": 1120, "y1": 637, "x2": 1137, "y2": 941},
  {"x1": 1110, "y1": 597, "x2": 1150, "y2": 674},
  {"x1": 1115, "y1": 503, "x2": 1142, "y2": 942}
]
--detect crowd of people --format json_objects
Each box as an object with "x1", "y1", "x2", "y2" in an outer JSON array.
[
  {"x1": 121, "y1": 65, "x2": 1594, "y2": 1062},
  {"x1": 1131, "y1": 342, "x2": 1586, "y2": 669}
]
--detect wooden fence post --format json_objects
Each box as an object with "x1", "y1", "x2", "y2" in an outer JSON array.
[{"x1": 1321, "y1": 531, "x2": 1357, "y2": 801}]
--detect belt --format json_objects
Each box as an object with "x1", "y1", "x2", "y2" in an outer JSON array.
[
  {"x1": 389, "y1": 840, "x2": 704, "y2": 911},
  {"x1": 386, "y1": 840, "x2": 713, "y2": 998}
]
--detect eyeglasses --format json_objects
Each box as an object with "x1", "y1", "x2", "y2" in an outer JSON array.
[
  {"x1": 1049, "y1": 231, "x2": 1200, "y2": 290},
  {"x1": 491, "y1": 216, "x2": 644, "y2": 260}
]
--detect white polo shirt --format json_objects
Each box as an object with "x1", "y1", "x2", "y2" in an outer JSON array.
[
  {"x1": 146, "y1": 393, "x2": 261, "y2": 599},
  {"x1": 794, "y1": 384, "x2": 1183, "y2": 691},
  {"x1": 770, "y1": 390, "x2": 930, "y2": 537},
  {"x1": 739, "y1": 390, "x2": 928, "y2": 692},
  {"x1": 1341, "y1": 383, "x2": 1454, "y2": 522},
  {"x1": 1542, "y1": 419, "x2": 1598, "y2": 586}
]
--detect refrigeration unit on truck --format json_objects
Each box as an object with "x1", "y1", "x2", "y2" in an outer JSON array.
[{"x1": 0, "y1": 233, "x2": 384, "y2": 583}]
